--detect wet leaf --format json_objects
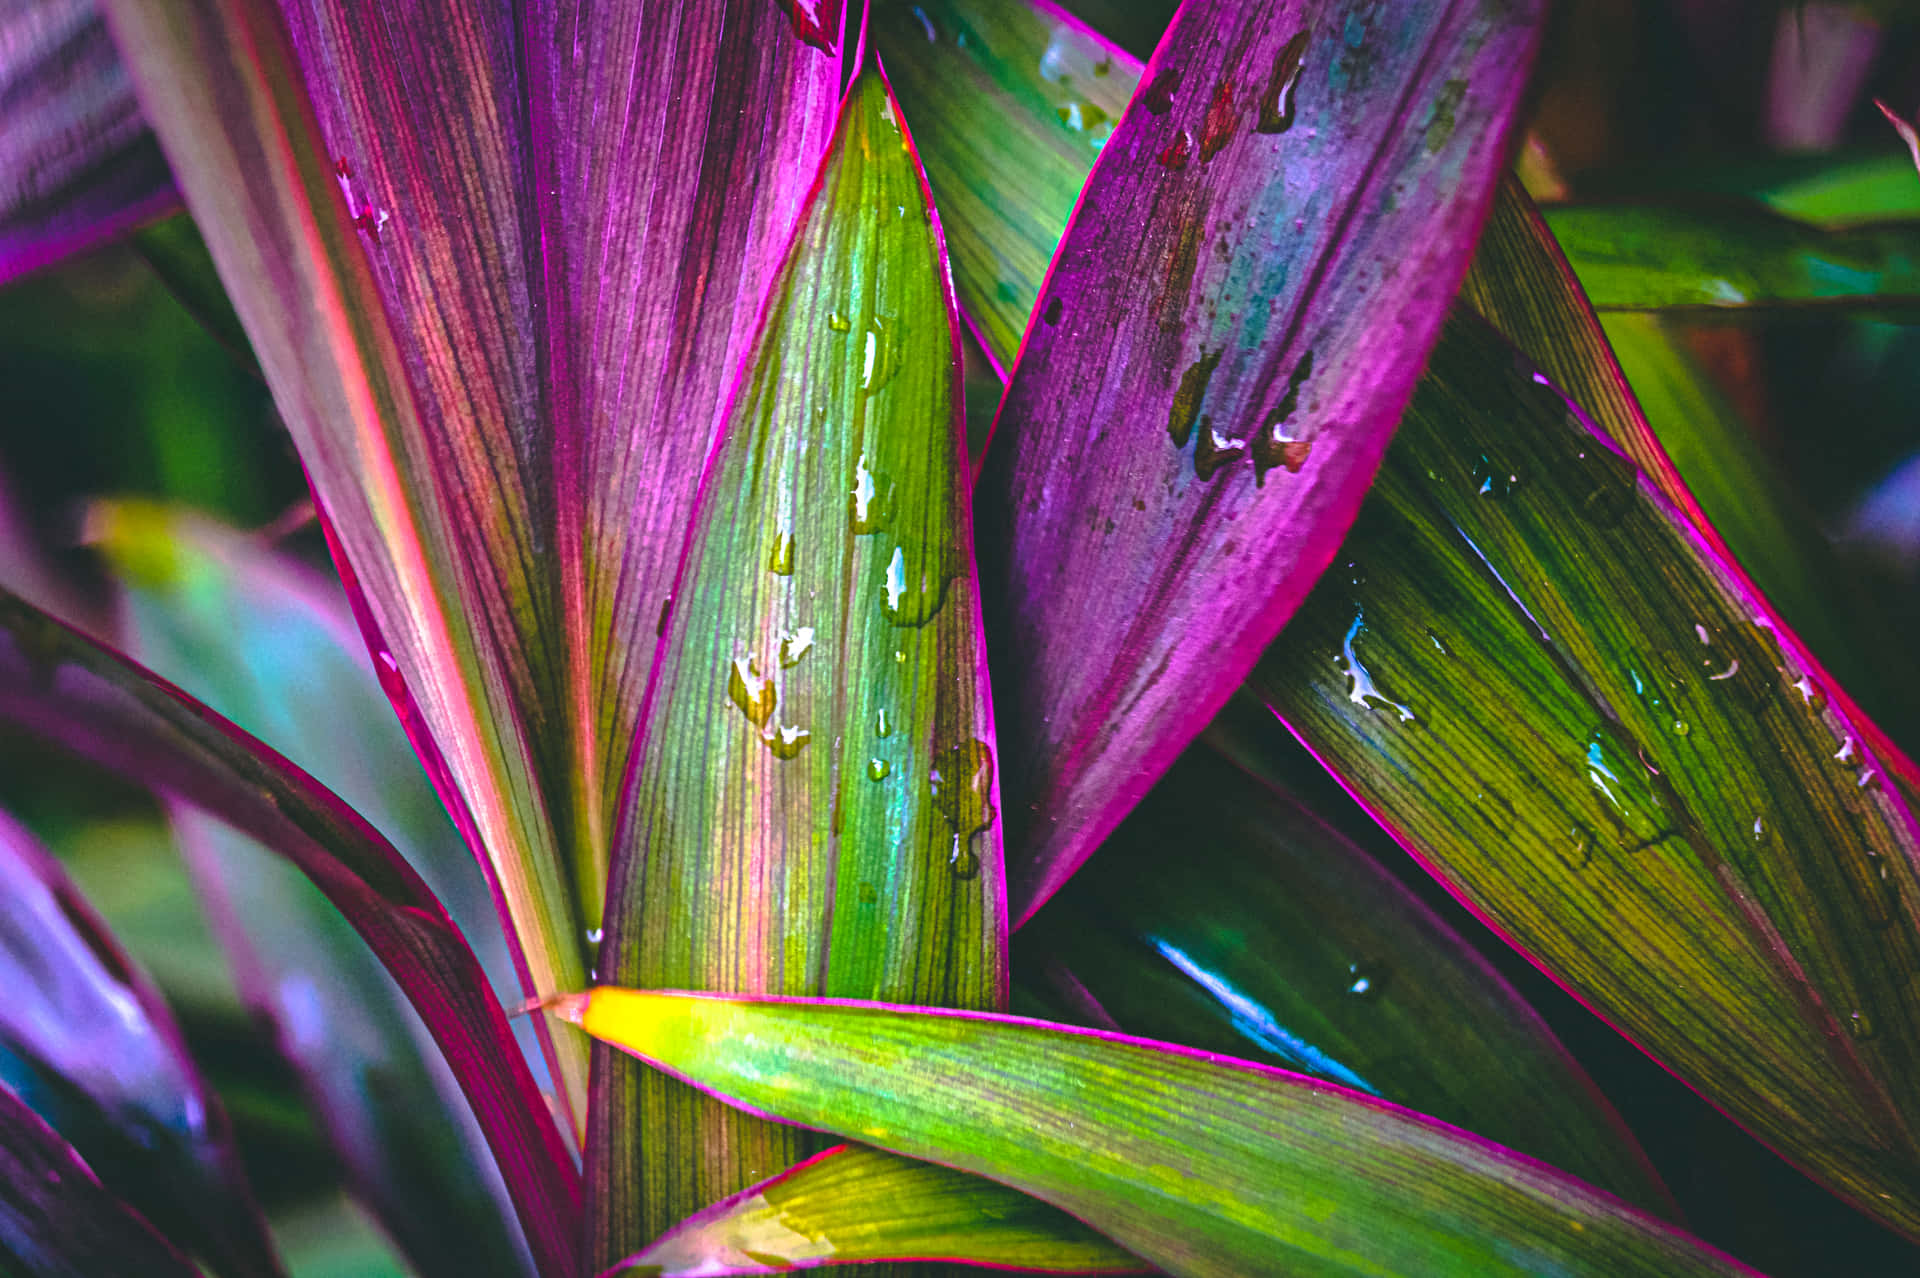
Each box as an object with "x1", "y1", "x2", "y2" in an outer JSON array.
[
  {"x1": 93, "y1": 501, "x2": 536, "y2": 1278},
  {"x1": 0, "y1": 587, "x2": 580, "y2": 1277},
  {"x1": 943, "y1": 0, "x2": 1546, "y2": 922},
  {"x1": 553, "y1": 989, "x2": 1758, "y2": 1278},
  {"x1": 1014, "y1": 746, "x2": 1673, "y2": 1215},
  {"x1": 1252, "y1": 310, "x2": 1920, "y2": 1243},
  {"x1": 0, "y1": 806, "x2": 281, "y2": 1278},
  {"x1": 590, "y1": 66, "x2": 1005, "y2": 1257},
  {"x1": 611, "y1": 1144, "x2": 1141, "y2": 1277}
]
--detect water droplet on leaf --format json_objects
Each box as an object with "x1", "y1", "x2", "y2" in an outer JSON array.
[
  {"x1": 1256, "y1": 30, "x2": 1310, "y2": 134},
  {"x1": 728, "y1": 656, "x2": 776, "y2": 727}
]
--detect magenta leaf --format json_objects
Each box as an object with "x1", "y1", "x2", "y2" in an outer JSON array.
[
  {"x1": 970, "y1": 0, "x2": 1548, "y2": 923},
  {"x1": 0, "y1": 587, "x2": 580, "y2": 1278},
  {"x1": 0, "y1": 1083, "x2": 204, "y2": 1278}
]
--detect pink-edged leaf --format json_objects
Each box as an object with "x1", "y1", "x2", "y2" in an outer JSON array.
[
  {"x1": 0, "y1": 588, "x2": 580, "y2": 1278},
  {"x1": 92, "y1": 502, "x2": 536, "y2": 1278},
  {"x1": 0, "y1": 1083, "x2": 204, "y2": 1278},
  {"x1": 964, "y1": 0, "x2": 1547, "y2": 923},
  {"x1": 0, "y1": 0, "x2": 176, "y2": 287},
  {"x1": 552, "y1": 989, "x2": 1758, "y2": 1278},
  {"x1": 588, "y1": 64, "x2": 1006, "y2": 1260},
  {"x1": 0, "y1": 807, "x2": 283, "y2": 1278}
]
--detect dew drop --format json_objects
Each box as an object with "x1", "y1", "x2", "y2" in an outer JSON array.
[
  {"x1": 1345, "y1": 961, "x2": 1388, "y2": 1000},
  {"x1": 1142, "y1": 65, "x2": 1184, "y2": 115},
  {"x1": 1836, "y1": 736, "x2": 1859, "y2": 766},
  {"x1": 778, "y1": 626, "x2": 815, "y2": 667},
  {"x1": 1849, "y1": 1010, "x2": 1878, "y2": 1041},
  {"x1": 930, "y1": 738, "x2": 997, "y2": 851},
  {"x1": 1198, "y1": 80, "x2": 1238, "y2": 161},
  {"x1": 850, "y1": 453, "x2": 891, "y2": 533},
  {"x1": 1794, "y1": 676, "x2": 1828, "y2": 712},
  {"x1": 1193, "y1": 421, "x2": 1246, "y2": 480},
  {"x1": 1253, "y1": 350, "x2": 1314, "y2": 484},
  {"x1": 1338, "y1": 609, "x2": 1414, "y2": 722},
  {"x1": 1672, "y1": 720, "x2": 1689, "y2": 737},
  {"x1": 1156, "y1": 129, "x2": 1193, "y2": 169},
  {"x1": 1167, "y1": 347, "x2": 1223, "y2": 448},
  {"x1": 1473, "y1": 454, "x2": 1517, "y2": 498},
  {"x1": 1256, "y1": 30, "x2": 1310, "y2": 134},
  {"x1": 728, "y1": 656, "x2": 776, "y2": 727},
  {"x1": 950, "y1": 838, "x2": 982, "y2": 880},
  {"x1": 767, "y1": 528, "x2": 796, "y2": 575},
  {"x1": 859, "y1": 314, "x2": 903, "y2": 394},
  {"x1": 827, "y1": 309, "x2": 852, "y2": 333},
  {"x1": 766, "y1": 723, "x2": 812, "y2": 759},
  {"x1": 876, "y1": 708, "x2": 893, "y2": 738},
  {"x1": 585, "y1": 926, "x2": 603, "y2": 946},
  {"x1": 867, "y1": 758, "x2": 891, "y2": 782}
]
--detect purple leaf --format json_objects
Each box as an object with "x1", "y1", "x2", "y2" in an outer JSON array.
[
  {"x1": 0, "y1": 807, "x2": 282, "y2": 1278},
  {"x1": 971, "y1": 0, "x2": 1548, "y2": 923},
  {"x1": 0, "y1": 0, "x2": 176, "y2": 287},
  {"x1": 0, "y1": 588, "x2": 580, "y2": 1278},
  {"x1": 0, "y1": 1083, "x2": 204, "y2": 1278}
]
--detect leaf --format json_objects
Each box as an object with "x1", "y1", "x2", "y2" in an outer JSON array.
[
  {"x1": 0, "y1": 587, "x2": 580, "y2": 1278},
  {"x1": 1539, "y1": 201, "x2": 1920, "y2": 312},
  {"x1": 0, "y1": 806, "x2": 282, "y2": 1278},
  {"x1": 0, "y1": 0, "x2": 176, "y2": 287},
  {"x1": 91, "y1": 501, "x2": 536, "y2": 1278},
  {"x1": 611, "y1": 1144, "x2": 1142, "y2": 1277},
  {"x1": 0, "y1": 1083, "x2": 205, "y2": 1278},
  {"x1": 551, "y1": 989, "x2": 1759, "y2": 1278},
  {"x1": 590, "y1": 65, "x2": 1006, "y2": 1258},
  {"x1": 1014, "y1": 745, "x2": 1673, "y2": 1215},
  {"x1": 956, "y1": 0, "x2": 1547, "y2": 922},
  {"x1": 130, "y1": 215, "x2": 258, "y2": 374},
  {"x1": 1250, "y1": 309, "x2": 1920, "y2": 1241},
  {"x1": 1877, "y1": 98, "x2": 1920, "y2": 183}
]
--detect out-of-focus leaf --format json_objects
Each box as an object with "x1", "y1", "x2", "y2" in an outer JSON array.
[
  {"x1": 1014, "y1": 746, "x2": 1673, "y2": 1215},
  {"x1": 1875, "y1": 98, "x2": 1920, "y2": 180},
  {"x1": 0, "y1": 0, "x2": 176, "y2": 287},
  {"x1": 1459, "y1": 175, "x2": 1920, "y2": 808},
  {"x1": 592, "y1": 67, "x2": 1005, "y2": 1256},
  {"x1": 1251, "y1": 311, "x2": 1920, "y2": 1242},
  {"x1": 552, "y1": 990, "x2": 1759, "y2": 1278},
  {"x1": 0, "y1": 588, "x2": 580, "y2": 1278},
  {"x1": 0, "y1": 1083, "x2": 204, "y2": 1278},
  {"x1": 0, "y1": 807, "x2": 281, "y2": 1278},
  {"x1": 1599, "y1": 312, "x2": 1920, "y2": 751},
  {"x1": 954, "y1": 0, "x2": 1545, "y2": 922},
  {"x1": 612, "y1": 1144, "x2": 1142, "y2": 1277},
  {"x1": 91, "y1": 501, "x2": 534, "y2": 1278},
  {"x1": 130, "y1": 215, "x2": 256, "y2": 373},
  {"x1": 1540, "y1": 202, "x2": 1920, "y2": 311}
]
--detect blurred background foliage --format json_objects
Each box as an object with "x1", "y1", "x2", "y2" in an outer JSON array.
[{"x1": 4, "y1": 1, "x2": 1920, "y2": 1274}]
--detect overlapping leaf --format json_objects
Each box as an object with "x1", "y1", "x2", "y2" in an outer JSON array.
[
  {"x1": 0, "y1": 806, "x2": 281, "y2": 1278},
  {"x1": 1014, "y1": 746, "x2": 1672, "y2": 1214},
  {"x1": 553, "y1": 989, "x2": 1758, "y2": 1278},
  {"x1": 612, "y1": 1143, "x2": 1140, "y2": 1276},
  {"x1": 0, "y1": 1084, "x2": 204, "y2": 1278},
  {"x1": 590, "y1": 66, "x2": 1006, "y2": 1258},
  {"x1": 1251, "y1": 309, "x2": 1920, "y2": 1240},
  {"x1": 0, "y1": 588, "x2": 579, "y2": 1276},
  {"x1": 93, "y1": 502, "x2": 534, "y2": 1278},
  {"x1": 0, "y1": 0, "x2": 175, "y2": 287},
  {"x1": 921, "y1": 0, "x2": 1545, "y2": 921}
]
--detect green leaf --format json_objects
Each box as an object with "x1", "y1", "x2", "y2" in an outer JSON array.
[
  {"x1": 590, "y1": 67, "x2": 1006, "y2": 1255},
  {"x1": 130, "y1": 215, "x2": 258, "y2": 374},
  {"x1": 1542, "y1": 202, "x2": 1920, "y2": 312},
  {"x1": 1014, "y1": 746, "x2": 1673, "y2": 1215},
  {"x1": 552, "y1": 989, "x2": 1757, "y2": 1278},
  {"x1": 92, "y1": 501, "x2": 535, "y2": 1278},
  {"x1": 1251, "y1": 309, "x2": 1920, "y2": 1242},
  {"x1": 615, "y1": 1144, "x2": 1142, "y2": 1276}
]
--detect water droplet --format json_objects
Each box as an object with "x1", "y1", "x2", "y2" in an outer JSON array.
[
  {"x1": 1836, "y1": 736, "x2": 1859, "y2": 766},
  {"x1": 1473, "y1": 454, "x2": 1517, "y2": 498},
  {"x1": 1427, "y1": 628, "x2": 1451, "y2": 656},
  {"x1": 1056, "y1": 99, "x2": 1110, "y2": 134},
  {"x1": 778, "y1": 626, "x2": 815, "y2": 667},
  {"x1": 1167, "y1": 347, "x2": 1223, "y2": 448},
  {"x1": 585, "y1": 926, "x2": 603, "y2": 946},
  {"x1": 1256, "y1": 30, "x2": 1309, "y2": 133},
  {"x1": 827, "y1": 309, "x2": 851, "y2": 333},
  {"x1": 1860, "y1": 768, "x2": 1882, "y2": 792},
  {"x1": 1345, "y1": 961, "x2": 1388, "y2": 1000},
  {"x1": 859, "y1": 314, "x2": 902, "y2": 394},
  {"x1": 1849, "y1": 1010, "x2": 1878, "y2": 1041},
  {"x1": 1794, "y1": 676, "x2": 1828, "y2": 712},
  {"x1": 950, "y1": 839, "x2": 982, "y2": 880},
  {"x1": 1193, "y1": 421, "x2": 1245, "y2": 480},
  {"x1": 1672, "y1": 720, "x2": 1689, "y2": 737},
  {"x1": 930, "y1": 739, "x2": 997, "y2": 858},
  {"x1": 728, "y1": 656, "x2": 776, "y2": 727},
  {"x1": 876, "y1": 708, "x2": 893, "y2": 738},
  {"x1": 767, "y1": 528, "x2": 796, "y2": 575},
  {"x1": 850, "y1": 453, "x2": 892, "y2": 533},
  {"x1": 1753, "y1": 816, "x2": 1766, "y2": 841},
  {"x1": 766, "y1": 723, "x2": 812, "y2": 759},
  {"x1": 1156, "y1": 129, "x2": 1193, "y2": 169},
  {"x1": 1042, "y1": 296, "x2": 1063, "y2": 325},
  {"x1": 1198, "y1": 80, "x2": 1237, "y2": 161},
  {"x1": 867, "y1": 758, "x2": 891, "y2": 782},
  {"x1": 881, "y1": 544, "x2": 957, "y2": 627},
  {"x1": 884, "y1": 546, "x2": 906, "y2": 614},
  {"x1": 1338, "y1": 609, "x2": 1414, "y2": 722},
  {"x1": 1254, "y1": 350, "x2": 1314, "y2": 484},
  {"x1": 1584, "y1": 724, "x2": 1671, "y2": 847},
  {"x1": 1142, "y1": 65, "x2": 1184, "y2": 114}
]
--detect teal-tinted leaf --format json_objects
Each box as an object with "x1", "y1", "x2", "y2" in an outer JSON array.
[
  {"x1": 614, "y1": 1144, "x2": 1141, "y2": 1276},
  {"x1": 590, "y1": 67, "x2": 1005, "y2": 1257},
  {"x1": 947, "y1": 0, "x2": 1545, "y2": 922},
  {"x1": 554, "y1": 990, "x2": 1758, "y2": 1278},
  {"x1": 1014, "y1": 745, "x2": 1673, "y2": 1215},
  {"x1": 1541, "y1": 202, "x2": 1920, "y2": 311},
  {"x1": 92, "y1": 502, "x2": 534, "y2": 1278},
  {"x1": 0, "y1": 0, "x2": 175, "y2": 287},
  {"x1": 1252, "y1": 309, "x2": 1920, "y2": 1241},
  {"x1": 0, "y1": 806, "x2": 282, "y2": 1278},
  {"x1": 0, "y1": 587, "x2": 580, "y2": 1277},
  {"x1": 0, "y1": 1083, "x2": 205, "y2": 1278}
]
